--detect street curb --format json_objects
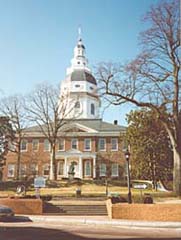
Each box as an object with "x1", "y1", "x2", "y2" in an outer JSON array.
[{"x1": 21, "y1": 215, "x2": 181, "y2": 229}]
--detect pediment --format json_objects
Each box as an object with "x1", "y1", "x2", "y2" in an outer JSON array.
[
  {"x1": 66, "y1": 149, "x2": 83, "y2": 154},
  {"x1": 61, "y1": 122, "x2": 97, "y2": 133},
  {"x1": 64, "y1": 127, "x2": 86, "y2": 133}
]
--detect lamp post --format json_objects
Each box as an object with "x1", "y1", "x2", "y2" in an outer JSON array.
[{"x1": 125, "y1": 149, "x2": 132, "y2": 204}]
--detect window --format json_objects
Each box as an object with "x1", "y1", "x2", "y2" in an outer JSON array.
[
  {"x1": 44, "y1": 139, "x2": 50, "y2": 151},
  {"x1": 98, "y1": 138, "x2": 106, "y2": 151},
  {"x1": 111, "y1": 138, "x2": 118, "y2": 151},
  {"x1": 91, "y1": 103, "x2": 95, "y2": 115},
  {"x1": 57, "y1": 161, "x2": 64, "y2": 175},
  {"x1": 7, "y1": 164, "x2": 15, "y2": 178},
  {"x1": 71, "y1": 138, "x2": 78, "y2": 150},
  {"x1": 74, "y1": 101, "x2": 81, "y2": 115},
  {"x1": 84, "y1": 138, "x2": 91, "y2": 151},
  {"x1": 30, "y1": 163, "x2": 38, "y2": 175},
  {"x1": 58, "y1": 139, "x2": 65, "y2": 151},
  {"x1": 32, "y1": 139, "x2": 39, "y2": 151},
  {"x1": 43, "y1": 164, "x2": 49, "y2": 176},
  {"x1": 84, "y1": 160, "x2": 91, "y2": 176},
  {"x1": 20, "y1": 164, "x2": 26, "y2": 176},
  {"x1": 111, "y1": 163, "x2": 119, "y2": 177},
  {"x1": 0, "y1": 135, "x2": 5, "y2": 153},
  {"x1": 75, "y1": 101, "x2": 80, "y2": 108},
  {"x1": 8, "y1": 141, "x2": 16, "y2": 151},
  {"x1": 100, "y1": 163, "x2": 106, "y2": 177},
  {"x1": 20, "y1": 140, "x2": 28, "y2": 151}
]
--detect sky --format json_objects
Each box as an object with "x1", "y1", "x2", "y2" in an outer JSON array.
[{"x1": 0, "y1": 0, "x2": 161, "y2": 126}]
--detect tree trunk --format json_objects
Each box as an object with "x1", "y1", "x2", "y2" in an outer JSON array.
[
  {"x1": 163, "y1": 123, "x2": 181, "y2": 196},
  {"x1": 49, "y1": 144, "x2": 56, "y2": 181},
  {"x1": 53, "y1": 145, "x2": 57, "y2": 180},
  {"x1": 16, "y1": 143, "x2": 21, "y2": 180},
  {"x1": 49, "y1": 150, "x2": 54, "y2": 181},
  {"x1": 173, "y1": 147, "x2": 181, "y2": 196}
]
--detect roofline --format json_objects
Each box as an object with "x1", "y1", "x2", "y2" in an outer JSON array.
[{"x1": 22, "y1": 131, "x2": 124, "y2": 138}]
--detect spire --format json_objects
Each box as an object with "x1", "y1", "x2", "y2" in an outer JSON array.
[
  {"x1": 78, "y1": 26, "x2": 82, "y2": 40},
  {"x1": 66, "y1": 28, "x2": 91, "y2": 74},
  {"x1": 77, "y1": 26, "x2": 85, "y2": 49}
]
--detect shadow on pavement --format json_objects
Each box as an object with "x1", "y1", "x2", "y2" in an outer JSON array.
[
  {"x1": 0, "y1": 216, "x2": 32, "y2": 222},
  {"x1": 0, "y1": 227, "x2": 180, "y2": 240}
]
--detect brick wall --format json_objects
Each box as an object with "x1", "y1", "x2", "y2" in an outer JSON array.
[
  {"x1": 106, "y1": 199, "x2": 181, "y2": 222},
  {"x1": 0, "y1": 198, "x2": 43, "y2": 215},
  {"x1": 3, "y1": 136, "x2": 125, "y2": 180}
]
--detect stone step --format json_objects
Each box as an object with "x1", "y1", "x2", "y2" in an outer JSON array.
[
  {"x1": 52, "y1": 196, "x2": 107, "y2": 201},
  {"x1": 43, "y1": 203, "x2": 108, "y2": 216}
]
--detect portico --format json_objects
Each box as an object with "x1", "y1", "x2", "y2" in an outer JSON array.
[{"x1": 56, "y1": 149, "x2": 96, "y2": 179}]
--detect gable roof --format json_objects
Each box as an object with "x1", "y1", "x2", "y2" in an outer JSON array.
[
  {"x1": 71, "y1": 119, "x2": 125, "y2": 132},
  {"x1": 23, "y1": 119, "x2": 126, "y2": 137}
]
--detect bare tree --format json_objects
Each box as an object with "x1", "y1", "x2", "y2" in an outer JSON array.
[
  {"x1": 0, "y1": 117, "x2": 14, "y2": 180},
  {"x1": 0, "y1": 95, "x2": 27, "y2": 180},
  {"x1": 96, "y1": 1, "x2": 181, "y2": 195},
  {"x1": 26, "y1": 83, "x2": 75, "y2": 180}
]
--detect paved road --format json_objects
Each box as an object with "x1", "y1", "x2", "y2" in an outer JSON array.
[{"x1": 0, "y1": 220, "x2": 180, "y2": 240}]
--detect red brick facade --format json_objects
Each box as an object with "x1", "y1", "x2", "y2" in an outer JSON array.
[{"x1": 3, "y1": 135, "x2": 126, "y2": 181}]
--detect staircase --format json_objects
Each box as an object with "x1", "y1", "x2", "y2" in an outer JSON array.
[{"x1": 43, "y1": 201, "x2": 108, "y2": 216}]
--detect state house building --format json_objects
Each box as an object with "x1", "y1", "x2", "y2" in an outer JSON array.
[{"x1": 3, "y1": 35, "x2": 126, "y2": 181}]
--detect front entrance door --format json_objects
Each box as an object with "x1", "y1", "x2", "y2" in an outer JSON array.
[{"x1": 67, "y1": 159, "x2": 79, "y2": 178}]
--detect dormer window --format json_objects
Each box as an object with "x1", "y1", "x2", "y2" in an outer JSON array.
[{"x1": 91, "y1": 103, "x2": 95, "y2": 115}]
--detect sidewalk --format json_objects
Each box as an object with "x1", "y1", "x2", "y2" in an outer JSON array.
[{"x1": 17, "y1": 215, "x2": 181, "y2": 229}]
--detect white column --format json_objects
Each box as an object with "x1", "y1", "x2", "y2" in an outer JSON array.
[
  {"x1": 93, "y1": 156, "x2": 96, "y2": 178},
  {"x1": 64, "y1": 157, "x2": 68, "y2": 177},
  {"x1": 79, "y1": 156, "x2": 83, "y2": 179}
]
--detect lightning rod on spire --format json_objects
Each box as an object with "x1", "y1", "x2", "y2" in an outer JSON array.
[{"x1": 78, "y1": 26, "x2": 82, "y2": 40}]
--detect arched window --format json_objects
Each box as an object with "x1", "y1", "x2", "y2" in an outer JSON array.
[
  {"x1": 75, "y1": 101, "x2": 80, "y2": 109},
  {"x1": 91, "y1": 103, "x2": 95, "y2": 115}
]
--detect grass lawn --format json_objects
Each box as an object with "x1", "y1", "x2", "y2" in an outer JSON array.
[{"x1": 0, "y1": 180, "x2": 177, "y2": 202}]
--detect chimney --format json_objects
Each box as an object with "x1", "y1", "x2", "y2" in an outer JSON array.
[{"x1": 114, "y1": 120, "x2": 118, "y2": 125}]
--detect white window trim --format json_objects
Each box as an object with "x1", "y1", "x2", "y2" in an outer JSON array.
[
  {"x1": 58, "y1": 139, "x2": 65, "y2": 151},
  {"x1": 20, "y1": 140, "x2": 28, "y2": 152},
  {"x1": 20, "y1": 164, "x2": 27, "y2": 176},
  {"x1": 98, "y1": 138, "x2": 106, "y2": 151},
  {"x1": 111, "y1": 138, "x2": 118, "y2": 151},
  {"x1": 57, "y1": 161, "x2": 64, "y2": 176},
  {"x1": 7, "y1": 164, "x2": 15, "y2": 178},
  {"x1": 84, "y1": 138, "x2": 91, "y2": 151},
  {"x1": 84, "y1": 160, "x2": 92, "y2": 177},
  {"x1": 43, "y1": 164, "x2": 50, "y2": 176},
  {"x1": 71, "y1": 138, "x2": 78, "y2": 150},
  {"x1": 100, "y1": 163, "x2": 107, "y2": 177},
  {"x1": 32, "y1": 139, "x2": 39, "y2": 152},
  {"x1": 44, "y1": 139, "x2": 50, "y2": 152},
  {"x1": 91, "y1": 103, "x2": 95, "y2": 115},
  {"x1": 30, "y1": 163, "x2": 38, "y2": 175},
  {"x1": 111, "y1": 163, "x2": 119, "y2": 177}
]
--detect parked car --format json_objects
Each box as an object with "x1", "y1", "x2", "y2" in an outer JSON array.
[{"x1": 0, "y1": 205, "x2": 14, "y2": 217}]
